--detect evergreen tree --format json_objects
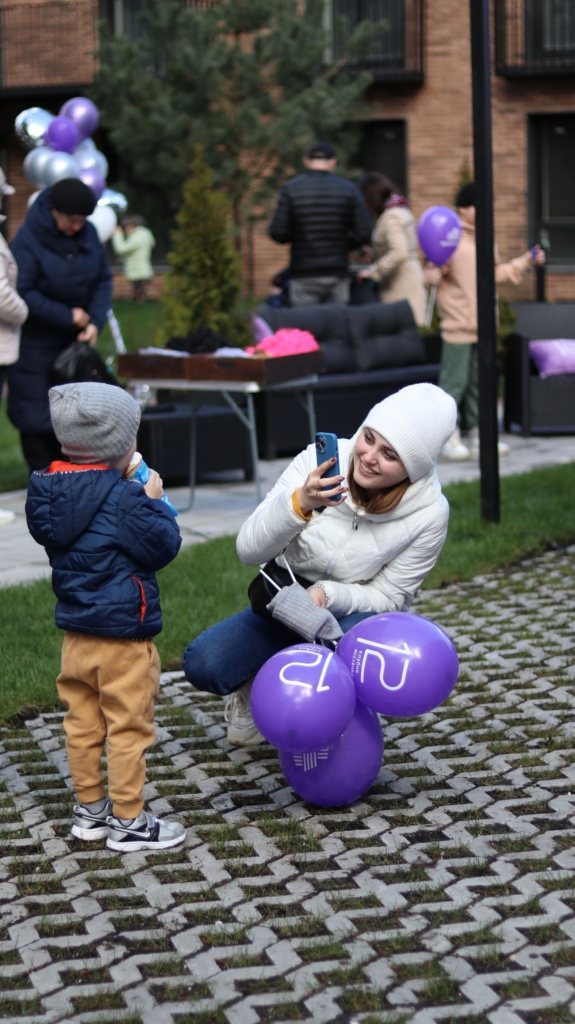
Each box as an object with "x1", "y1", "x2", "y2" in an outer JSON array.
[
  {"x1": 91, "y1": 0, "x2": 378, "y2": 251},
  {"x1": 162, "y1": 150, "x2": 251, "y2": 345}
]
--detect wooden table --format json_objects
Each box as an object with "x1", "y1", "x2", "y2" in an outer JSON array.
[{"x1": 125, "y1": 375, "x2": 319, "y2": 511}]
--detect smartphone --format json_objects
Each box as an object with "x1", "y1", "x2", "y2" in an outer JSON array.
[{"x1": 315, "y1": 432, "x2": 342, "y2": 501}]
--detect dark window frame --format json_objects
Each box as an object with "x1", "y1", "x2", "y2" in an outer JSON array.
[{"x1": 528, "y1": 112, "x2": 575, "y2": 267}]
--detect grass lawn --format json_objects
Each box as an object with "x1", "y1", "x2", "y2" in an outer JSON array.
[{"x1": 1, "y1": 459, "x2": 575, "y2": 721}]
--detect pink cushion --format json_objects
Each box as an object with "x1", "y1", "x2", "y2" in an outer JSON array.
[
  {"x1": 529, "y1": 339, "x2": 575, "y2": 377},
  {"x1": 246, "y1": 328, "x2": 319, "y2": 358}
]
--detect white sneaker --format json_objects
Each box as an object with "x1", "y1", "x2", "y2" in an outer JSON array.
[
  {"x1": 467, "y1": 427, "x2": 510, "y2": 458},
  {"x1": 441, "y1": 428, "x2": 470, "y2": 461},
  {"x1": 0, "y1": 509, "x2": 15, "y2": 527},
  {"x1": 224, "y1": 681, "x2": 264, "y2": 746},
  {"x1": 106, "y1": 810, "x2": 186, "y2": 852}
]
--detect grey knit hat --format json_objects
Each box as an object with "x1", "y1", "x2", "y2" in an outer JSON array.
[{"x1": 49, "y1": 383, "x2": 141, "y2": 463}]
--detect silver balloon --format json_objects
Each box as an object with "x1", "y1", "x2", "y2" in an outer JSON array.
[
  {"x1": 42, "y1": 151, "x2": 81, "y2": 186},
  {"x1": 15, "y1": 107, "x2": 54, "y2": 150},
  {"x1": 73, "y1": 137, "x2": 96, "y2": 167},
  {"x1": 23, "y1": 146, "x2": 53, "y2": 187},
  {"x1": 97, "y1": 188, "x2": 128, "y2": 215}
]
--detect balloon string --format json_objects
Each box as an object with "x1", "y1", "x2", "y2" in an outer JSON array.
[{"x1": 425, "y1": 285, "x2": 437, "y2": 329}]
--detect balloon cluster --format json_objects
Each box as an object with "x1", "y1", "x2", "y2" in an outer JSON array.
[
  {"x1": 15, "y1": 100, "x2": 128, "y2": 243},
  {"x1": 251, "y1": 613, "x2": 459, "y2": 807}
]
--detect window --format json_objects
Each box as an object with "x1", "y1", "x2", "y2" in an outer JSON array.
[
  {"x1": 527, "y1": 0, "x2": 575, "y2": 57},
  {"x1": 529, "y1": 114, "x2": 575, "y2": 263},
  {"x1": 99, "y1": 0, "x2": 147, "y2": 40},
  {"x1": 332, "y1": 0, "x2": 406, "y2": 70},
  {"x1": 361, "y1": 121, "x2": 407, "y2": 196}
]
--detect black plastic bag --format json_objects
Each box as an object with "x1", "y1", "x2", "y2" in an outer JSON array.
[{"x1": 50, "y1": 341, "x2": 119, "y2": 386}]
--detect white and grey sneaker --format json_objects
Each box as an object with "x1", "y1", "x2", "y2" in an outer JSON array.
[
  {"x1": 224, "y1": 680, "x2": 264, "y2": 746},
  {"x1": 71, "y1": 797, "x2": 112, "y2": 841},
  {"x1": 440, "y1": 428, "x2": 470, "y2": 461},
  {"x1": 467, "y1": 427, "x2": 510, "y2": 458},
  {"x1": 106, "y1": 810, "x2": 186, "y2": 852}
]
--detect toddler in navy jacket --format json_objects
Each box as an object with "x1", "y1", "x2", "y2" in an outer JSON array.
[{"x1": 26, "y1": 382, "x2": 184, "y2": 852}]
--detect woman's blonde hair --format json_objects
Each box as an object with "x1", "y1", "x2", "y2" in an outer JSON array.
[{"x1": 347, "y1": 469, "x2": 410, "y2": 514}]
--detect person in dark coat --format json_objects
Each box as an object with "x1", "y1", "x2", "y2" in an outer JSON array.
[
  {"x1": 9, "y1": 178, "x2": 112, "y2": 471},
  {"x1": 268, "y1": 142, "x2": 372, "y2": 307}
]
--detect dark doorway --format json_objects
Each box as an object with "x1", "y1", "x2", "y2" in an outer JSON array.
[
  {"x1": 529, "y1": 113, "x2": 575, "y2": 265},
  {"x1": 361, "y1": 120, "x2": 407, "y2": 196}
]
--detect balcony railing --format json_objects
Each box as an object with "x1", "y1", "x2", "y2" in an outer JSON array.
[
  {"x1": 0, "y1": 0, "x2": 99, "y2": 90},
  {"x1": 331, "y1": 0, "x2": 423, "y2": 81},
  {"x1": 495, "y1": 0, "x2": 575, "y2": 75}
]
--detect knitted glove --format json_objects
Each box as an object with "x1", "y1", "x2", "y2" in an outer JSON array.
[{"x1": 267, "y1": 582, "x2": 343, "y2": 641}]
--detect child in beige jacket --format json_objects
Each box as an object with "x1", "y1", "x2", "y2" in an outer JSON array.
[{"x1": 423, "y1": 181, "x2": 544, "y2": 460}]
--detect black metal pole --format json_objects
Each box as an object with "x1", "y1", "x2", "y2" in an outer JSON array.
[
  {"x1": 470, "y1": 0, "x2": 500, "y2": 523},
  {"x1": 536, "y1": 263, "x2": 546, "y2": 303}
]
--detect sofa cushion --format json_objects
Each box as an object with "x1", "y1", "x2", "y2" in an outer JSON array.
[
  {"x1": 354, "y1": 333, "x2": 426, "y2": 372},
  {"x1": 319, "y1": 342, "x2": 357, "y2": 374},
  {"x1": 347, "y1": 300, "x2": 416, "y2": 343},
  {"x1": 272, "y1": 303, "x2": 349, "y2": 344}
]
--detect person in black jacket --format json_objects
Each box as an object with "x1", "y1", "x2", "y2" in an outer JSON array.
[
  {"x1": 9, "y1": 179, "x2": 112, "y2": 472},
  {"x1": 269, "y1": 142, "x2": 372, "y2": 307}
]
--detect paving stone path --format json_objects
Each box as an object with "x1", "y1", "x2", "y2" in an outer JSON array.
[{"x1": 2, "y1": 549, "x2": 575, "y2": 1024}]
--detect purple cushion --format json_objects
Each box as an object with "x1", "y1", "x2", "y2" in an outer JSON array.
[{"x1": 529, "y1": 339, "x2": 575, "y2": 377}]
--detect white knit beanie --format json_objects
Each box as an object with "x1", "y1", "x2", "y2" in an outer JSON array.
[{"x1": 361, "y1": 383, "x2": 457, "y2": 482}]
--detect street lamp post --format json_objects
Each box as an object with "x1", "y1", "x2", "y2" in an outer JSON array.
[{"x1": 470, "y1": 0, "x2": 500, "y2": 523}]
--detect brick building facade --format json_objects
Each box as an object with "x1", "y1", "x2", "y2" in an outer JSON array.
[{"x1": 1, "y1": 0, "x2": 575, "y2": 301}]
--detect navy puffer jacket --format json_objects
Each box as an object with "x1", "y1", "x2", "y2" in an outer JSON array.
[
  {"x1": 8, "y1": 189, "x2": 112, "y2": 433},
  {"x1": 26, "y1": 464, "x2": 181, "y2": 639}
]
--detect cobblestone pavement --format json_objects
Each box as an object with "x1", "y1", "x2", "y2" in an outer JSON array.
[{"x1": 2, "y1": 550, "x2": 575, "y2": 1024}]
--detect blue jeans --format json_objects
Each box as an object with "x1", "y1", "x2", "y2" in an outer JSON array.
[{"x1": 183, "y1": 608, "x2": 373, "y2": 697}]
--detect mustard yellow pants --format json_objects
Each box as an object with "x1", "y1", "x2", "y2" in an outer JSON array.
[{"x1": 57, "y1": 632, "x2": 161, "y2": 819}]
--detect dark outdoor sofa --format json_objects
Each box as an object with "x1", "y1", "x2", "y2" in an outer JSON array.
[
  {"x1": 255, "y1": 300, "x2": 441, "y2": 458},
  {"x1": 504, "y1": 302, "x2": 575, "y2": 436}
]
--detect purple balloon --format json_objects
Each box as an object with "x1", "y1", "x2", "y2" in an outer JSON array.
[
  {"x1": 59, "y1": 97, "x2": 99, "y2": 141},
  {"x1": 337, "y1": 612, "x2": 459, "y2": 718},
  {"x1": 279, "y1": 702, "x2": 383, "y2": 807},
  {"x1": 251, "y1": 643, "x2": 356, "y2": 754},
  {"x1": 417, "y1": 206, "x2": 462, "y2": 266},
  {"x1": 47, "y1": 116, "x2": 80, "y2": 154},
  {"x1": 80, "y1": 168, "x2": 106, "y2": 200}
]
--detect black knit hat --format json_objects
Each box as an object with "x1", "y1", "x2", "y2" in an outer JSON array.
[
  {"x1": 456, "y1": 181, "x2": 475, "y2": 208},
  {"x1": 50, "y1": 178, "x2": 96, "y2": 216},
  {"x1": 307, "y1": 141, "x2": 336, "y2": 160}
]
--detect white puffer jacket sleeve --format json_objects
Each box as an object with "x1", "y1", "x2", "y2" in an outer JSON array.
[
  {"x1": 236, "y1": 445, "x2": 316, "y2": 564},
  {"x1": 0, "y1": 248, "x2": 28, "y2": 327},
  {"x1": 317, "y1": 502, "x2": 449, "y2": 617}
]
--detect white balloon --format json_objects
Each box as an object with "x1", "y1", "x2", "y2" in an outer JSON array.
[
  {"x1": 23, "y1": 145, "x2": 53, "y2": 187},
  {"x1": 27, "y1": 190, "x2": 42, "y2": 209},
  {"x1": 98, "y1": 188, "x2": 128, "y2": 215},
  {"x1": 42, "y1": 151, "x2": 80, "y2": 186},
  {"x1": 88, "y1": 204, "x2": 117, "y2": 243}
]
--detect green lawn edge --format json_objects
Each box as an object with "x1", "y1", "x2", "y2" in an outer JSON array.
[{"x1": 1, "y1": 460, "x2": 574, "y2": 723}]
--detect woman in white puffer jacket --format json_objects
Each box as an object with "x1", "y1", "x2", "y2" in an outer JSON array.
[{"x1": 183, "y1": 383, "x2": 456, "y2": 745}]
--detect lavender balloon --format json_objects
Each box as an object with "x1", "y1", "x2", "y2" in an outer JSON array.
[
  {"x1": 59, "y1": 97, "x2": 99, "y2": 141},
  {"x1": 279, "y1": 702, "x2": 383, "y2": 807},
  {"x1": 251, "y1": 644, "x2": 356, "y2": 754},
  {"x1": 47, "y1": 116, "x2": 80, "y2": 154},
  {"x1": 417, "y1": 206, "x2": 462, "y2": 266},
  {"x1": 80, "y1": 168, "x2": 106, "y2": 200},
  {"x1": 337, "y1": 612, "x2": 459, "y2": 718}
]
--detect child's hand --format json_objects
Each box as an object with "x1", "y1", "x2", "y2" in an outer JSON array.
[{"x1": 144, "y1": 470, "x2": 164, "y2": 499}]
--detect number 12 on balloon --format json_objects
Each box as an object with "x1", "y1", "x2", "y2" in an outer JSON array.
[{"x1": 279, "y1": 648, "x2": 334, "y2": 691}]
